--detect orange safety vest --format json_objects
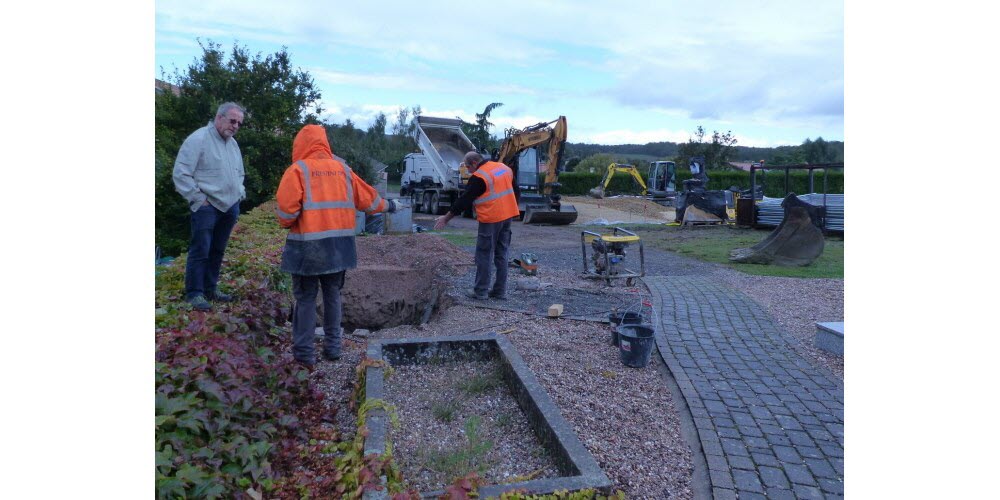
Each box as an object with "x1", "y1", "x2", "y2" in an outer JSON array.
[
  {"x1": 472, "y1": 161, "x2": 520, "y2": 223},
  {"x1": 275, "y1": 125, "x2": 389, "y2": 274}
]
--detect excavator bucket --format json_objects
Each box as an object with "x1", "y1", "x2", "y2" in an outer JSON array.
[
  {"x1": 729, "y1": 194, "x2": 825, "y2": 266},
  {"x1": 523, "y1": 203, "x2": 578, "y2": 225},
  {"x1": 588, "y1": 186, "x2": 605, "y2": 198}
]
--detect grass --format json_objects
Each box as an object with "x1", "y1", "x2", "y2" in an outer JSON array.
[
  {"x1": 421, "y1": 416, "x2": 494, "y2": 478},
  {"x1": 642, "y1": 225, "x2": 843, "y2": 279},
  {"x1": 457, "y1": 369, "x2": 503, "y2": 396},
  {"x1": 438, "y1": 232, "x2": 478, "y2": 248},
  {"x1": 432, "y1": 400, "x2": 461, "y2": 423}
]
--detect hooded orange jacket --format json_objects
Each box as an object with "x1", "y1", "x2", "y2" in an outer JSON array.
[{"x1": 276, "y1": 125, "x2": 390, "y2": 275}]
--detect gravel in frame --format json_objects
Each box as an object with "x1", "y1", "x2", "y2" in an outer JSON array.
[
  {"x1": 376, "y1": 305, "x2": 695, "y2": 499},
  {"x1": 383, "y1": 359, "x2": 562, "y2": 492}
]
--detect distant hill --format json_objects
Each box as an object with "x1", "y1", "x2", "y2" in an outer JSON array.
[{"x1": 565, "y1": 139, "x2": 844, "y2": 164}]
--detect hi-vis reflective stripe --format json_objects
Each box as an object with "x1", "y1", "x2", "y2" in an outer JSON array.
[
  {"x1": 473, "y1": 188, "x2": 514, "y2": 205},
  {"x1": 286, "y1": 228, "x2": 357, "y2": 240},
  {"x1": 297, "y1": 160, "x2": 356, "y2": 210},
  {"x1": 276, "y1": 207, "x2": 299, "y2": 220},
  {"x1": 364, "y1": 195, "x2": 384, "y2": 213}
]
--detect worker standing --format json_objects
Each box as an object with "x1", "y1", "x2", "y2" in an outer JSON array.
[
  {"x1": 434, "y1": 151, "x2": 519, "y2": 300},
  {"x1": 276, "y1": 124, "x2": 398, "y2": 369},
  {"x1": 172, "y1": 102, "x2": 247, "y2": 311}
]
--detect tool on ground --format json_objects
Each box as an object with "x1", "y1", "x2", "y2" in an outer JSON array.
[
  {"x1": 510, "y1": 252, "x2": 539, "y2": 275},
  {"x1": 581, "y1": 227, "x2": 645, "y2": 286}
]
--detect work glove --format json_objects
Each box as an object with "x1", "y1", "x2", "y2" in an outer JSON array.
[{"x1": 386, "y1": 199, "x2": 398, "y2": 213}]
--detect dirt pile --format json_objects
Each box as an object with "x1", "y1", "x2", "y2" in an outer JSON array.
[
  {"x1": 563, "y1": 195, "x2": 674, "y2": 224},
  {"x1": 335, "y1": 233, "x2": 473, "y2": 330}
]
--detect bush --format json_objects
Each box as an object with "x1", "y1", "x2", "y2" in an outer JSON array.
[{"x1": 551, "y1": 169, "x2": 843, "y2": 197}]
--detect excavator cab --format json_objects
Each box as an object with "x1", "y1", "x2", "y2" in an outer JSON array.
[{"x1": 495, "y1": 116, "x2": 578, "y2": 225}]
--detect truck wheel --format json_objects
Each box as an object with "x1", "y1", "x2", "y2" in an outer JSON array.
[
  {"x1": 430, "y1": 193, "x2": 443, "y2": 215},
  {"x1": 423, "y1": 193, "x2": 433, "y2": 215},
  {"x1": 411, "y1": 192, "x2": 422, "y2": 213}
]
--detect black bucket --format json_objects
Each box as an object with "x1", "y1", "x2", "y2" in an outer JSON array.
[
  {"x1": 609, "y1": 311, "x2": 643, "y2": 346},
  {"x1": 618, "y1": 324, "x2": 655, "y2": 368}
]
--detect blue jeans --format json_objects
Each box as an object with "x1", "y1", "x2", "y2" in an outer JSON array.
[
  {"x1": 292, "y1": 272, "x2": 345, "y2": 364},
  {"x1": 185, "y1": 202, "x2": 239, "y2": 299}
]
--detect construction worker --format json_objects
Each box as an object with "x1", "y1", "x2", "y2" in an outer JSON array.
[
  {"x1": 172, "y1": 102, "x2": 247, "y2": 311},
  {"x1": 433, "y1": 151, "x2": 519, "y2": 300},
  {"x1": 276, "y1": 124, "x2": 398, "y2": 369}
]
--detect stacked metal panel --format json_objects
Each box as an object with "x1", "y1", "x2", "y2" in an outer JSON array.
[{"x1": 755, "y1": 194, "x2": 844, "y2": 232}]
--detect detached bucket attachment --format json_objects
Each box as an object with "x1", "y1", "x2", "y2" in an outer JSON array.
[
  {"x1": 730, "y1": 194, "x2": 825, "y2": 266},
  {"x1": 523, "y1": 204, "x2": 578, "y2": 225}
]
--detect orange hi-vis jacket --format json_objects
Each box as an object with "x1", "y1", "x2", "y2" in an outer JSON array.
[
  {"x1": 471, "y1": 161, "x2": 520, "y2": 223},
  {"x1": 276, "y1": 125, "x2": 390, "y2": 275}
]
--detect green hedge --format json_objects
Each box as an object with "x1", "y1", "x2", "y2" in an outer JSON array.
[{"x1": 549, "y1": 169, "x2": 843, "y2": 197}]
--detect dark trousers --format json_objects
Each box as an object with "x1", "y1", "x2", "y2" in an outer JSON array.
[
  {"x1": 185, "y1": 203, "x2": 239, "y2": 299},
  {"x1": 474, "y1": 218, "x2": 512, "y2": 297},
  {"x1": 292, "y1": 272, "x2": 345, "y2": 364}
]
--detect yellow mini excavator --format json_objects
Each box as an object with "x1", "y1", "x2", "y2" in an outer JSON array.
[
  {"x1": 495, "y1": 116, "x2": 578, "y2": 225},
  {"x1": 589, "y1": 163, "x2": 648, "y2": 198}
]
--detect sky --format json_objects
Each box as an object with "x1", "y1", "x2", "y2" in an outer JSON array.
[{"x1": 154, "y1": 0, "x2": 844, "y2": 148}]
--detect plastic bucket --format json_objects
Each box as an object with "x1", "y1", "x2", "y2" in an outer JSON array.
[
  {"x1": 609, "y1": 311, "x2": 644, "y2": 346},
  {"x1": 618, "y1": 324, "x2": 655, "y2": 368}
]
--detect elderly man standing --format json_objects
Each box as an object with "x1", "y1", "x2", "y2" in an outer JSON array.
[
  {"x1": 173, "y1": 102, "x2": 247, "y2": 311},
  {"x1": 434, "y1": 151, "x2": 519, "y2": 300},
  {"x1": 276, "y1": 124, "x2": 398, "y2": 368}
]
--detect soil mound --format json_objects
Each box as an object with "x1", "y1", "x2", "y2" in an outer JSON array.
[{"x1": 337, "y1": 233, "x2": 473, "y2": 330}]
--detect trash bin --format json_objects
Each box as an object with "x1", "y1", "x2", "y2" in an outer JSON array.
[
  {"x1": 618, "y1": 324, "x2": 655, "y2": 368},
  {"x1": 609, "y1": 311, "x2": 643, "y2": 346}
]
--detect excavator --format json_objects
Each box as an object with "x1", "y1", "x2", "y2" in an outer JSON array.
[
  {"x1": 588, "y1": 163, "x2": 648, "y2": 198},
  {"x1": 493, "y1": 116, "x2": 578, "y2": 224}
]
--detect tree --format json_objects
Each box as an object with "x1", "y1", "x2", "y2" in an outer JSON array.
[
  {"x1": 461, "y1": 102, "x2": 504, "y2": 153},
  {"x1": 156, "y1": 39, "x2": 322, "y2": 255},
  {"x1": 674, "y1": 126, "x2": 739, "y2": 170}
]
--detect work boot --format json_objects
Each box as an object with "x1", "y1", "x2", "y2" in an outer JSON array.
[
  {"x1": 186, "y1": 294, "x2": 212, "y2": 311},
  {"x1": 467, "y1": 291, "x2": 488, "y2": 301},
  {"x1": 208, "y1": 290, "x2": 235, "y2": 302},
  {"x1": 322, "y1": 351, "x2": 341, "y2": 362},
  {"x1": 489, "y1": 291, "x2": 507, "y2": 300}
]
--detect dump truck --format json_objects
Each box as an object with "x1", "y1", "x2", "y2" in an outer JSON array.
[{"x1": 399, "y1": 116, "x2": 475, "y2": 215}]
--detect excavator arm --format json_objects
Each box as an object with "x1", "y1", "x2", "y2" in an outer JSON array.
[
  {"x1": 493, "y1": 116, "x2": 576, "y2": 224},
  {"x1": 591, "y1": 163, "x2": 647, "y2": 198}
]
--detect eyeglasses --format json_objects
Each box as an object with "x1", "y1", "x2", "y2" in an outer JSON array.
[{"x1": 228, "y1": 118, "x2": 243, "y2": 127}]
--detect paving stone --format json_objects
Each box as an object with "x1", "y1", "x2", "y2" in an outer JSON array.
[
  {"x1": 735, "y1": 491, "x2": 766, "y2": 500},
  {"x1": 744, "y1": 436, "x2": 769, "y2": 450},
  {"x1": 764, "y1": 487, "x2": 796, "y2": 499},
  {"x1": 748, "y1": 405, "x2": 773, "y2": 420},
  {"x1": 818, "y1": 477, "x2": 845, "y2": 494},
  {"x1": 784, "y1": 463, "x2": 818, "y2": 486},
  {"x1": 775, "y1": 414, "x2": 804, "y2": 431},
  {"x1": 805, "y1": 457, "x2": 838, "y2": 479},
  {"x1": 710, "y1": 468, "x2": 734, "y2": 489},
  {"x1": 738, "y1": 424, "x2": 764, "y2": 437},
  {"x1": 731, "y1": 412, "x2": 757, "y2": 426},
  {"x1": 820, "y1": 443, "x2": 845, "y2": 459},
  {"x1": 732, "y1": 469, "x2": 764, "y2": 493},
  {"x1": 760, "y1": 423, "x2": 783, "y2": 435},
  {"x1": 795, "y1": 445, "x2": 825, "y2": 460},
  {"x1": 721, "y1": 438, "x2": 750, "y2": 457},
  {"x1": 830, "y1": 457, "x2": 844, "y2": 475},
  {"x1": 786, "y1": 430, "x2": 816, "y2": 447},
  {"x1": 768, "y1": 404, "x2": 794, "y2": 416},
  {"x1": 705, "y1": 400, "x2": 728, "y2": 413},
  {"x1": 706, "y1": 453, "x2": 729, "y2": 471},
  {"x1": 702, "y1": 440, "x2": 723, "y2": 456},
  {"x1": 728, "y1": 455, "x2": 755, "y2": 470},
  {"x1": 792, "y1": 484, "x2": 825, "y2": 499},
  {"x1": 693, "y1": 417, "x2": 714, "y2": 430},
  {"x1": 750, "y1": 451, "x2": 780, "y2": 468},
  {"x1": 758, "y1": 466, "x2": 791, "y2": 489},
  {"x1": 718, "y1": 426, "x2": 741, "y2": 439},
  {"x1": 773, "y1": 445, "x2": 803, "y2": 464},
  {"x1": 712, "y1": 487, "x2": 737, "y2": 500}
]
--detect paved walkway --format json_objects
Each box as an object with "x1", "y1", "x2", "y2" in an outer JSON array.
[{"x1": 645, "y1": 276, "x2": 844, "y2": 500}]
